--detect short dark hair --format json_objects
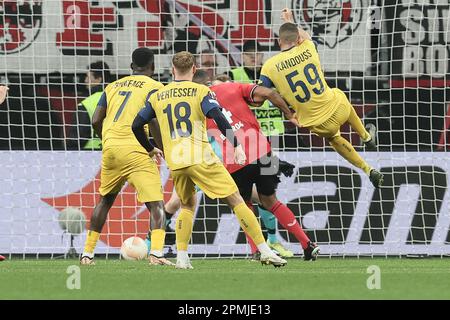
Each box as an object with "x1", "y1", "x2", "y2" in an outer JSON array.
[
  {"x1": 214, "y1": 74, "x2": 230, "y2": 82},
  {"x1": 172, "y1": 51, "x2": 195, "y2": 74},
  {"x1": 89, "y1": 61, "x2": 111, "y2": 83},
  {"x1": 279, "y1": 23, "x2": 299, "y2": 43},
  {"x1": 193, "y1": 70, "x2": 210, "y2": 85},
  {"x1": 132, "y1": 47, "x2": 154, "y2": 68},
  {"x1": 242, "y1": 40, "x2": 262, "y2": 52}
]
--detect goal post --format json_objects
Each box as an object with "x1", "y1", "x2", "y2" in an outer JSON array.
[{"x1": 0, "y1": 0, "x2": 449, "y2": 258}]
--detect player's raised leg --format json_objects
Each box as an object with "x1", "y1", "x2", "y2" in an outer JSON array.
[
  {"x1": 327, "y1": 134, "x2": 383, "y2": 188},
  {"x1": 345, "y1": 106, "x2": 384, "y2": 186},
  {"x1": 308, "y1": 96, "x2": 384, "y2": 188},
  {"x1": 346, "y1": 105, "x2": 373, "y2": 146}
]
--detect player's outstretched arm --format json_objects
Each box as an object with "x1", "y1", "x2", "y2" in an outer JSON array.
[
  {"x1": 252, "y1": 86, "x2": 300, "y2": 128},
  {"x1": 0, "y1": 86, "x2": 9, "y2": 104},
  {"x1": 281, "y1": 7, "x2": 295, "y2": 23}
]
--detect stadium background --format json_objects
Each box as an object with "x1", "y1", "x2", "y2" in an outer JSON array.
[{"x1": 0, "y1": 0, "x2": 449, "y2": 257}]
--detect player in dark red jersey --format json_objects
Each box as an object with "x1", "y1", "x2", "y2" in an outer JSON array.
[{"x1": 205, "y1": 75, "x2": 320, "y2": 261}]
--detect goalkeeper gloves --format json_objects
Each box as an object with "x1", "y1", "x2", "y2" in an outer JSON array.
[{"x1": 271, "y1": 155, "x2": 296, "y2": 177}]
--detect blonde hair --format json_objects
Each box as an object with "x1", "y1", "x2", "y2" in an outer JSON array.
[{"x1": 172, "y1": 51, "x2": 195, "y2": 74}]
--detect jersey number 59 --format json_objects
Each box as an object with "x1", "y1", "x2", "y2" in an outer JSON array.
[{"x1": 285, "y1": 63, "x2": 325, "y2": 103}]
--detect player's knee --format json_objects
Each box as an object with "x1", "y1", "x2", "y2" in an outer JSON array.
[
  {"x1": 223, "y1": 191, "x2": 244, "y2": 208},
  {"x1": 259, "y1": 194, "x2": 277, "y2": 211},
  {"x1": 251, "y1": 187, "x2": 260, "y2": 203},
  {"x1": 100, "y1": 193, "x2": 116, "y2": 207},
  {"x1": 327, "y1": 132, "x2": 341, "y2": 142},
  {"x1": 166, "y1": 197, "x2": 181, "y2": 213},
  {"x1": 181, "y1": 195, "x2": 196, "y2": 211}
]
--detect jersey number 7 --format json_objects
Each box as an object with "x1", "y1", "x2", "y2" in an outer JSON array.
[{"x1": 113, "y1": 91, "x2": 132, "y2": 122}]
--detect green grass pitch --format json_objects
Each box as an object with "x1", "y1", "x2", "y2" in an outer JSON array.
[{"x1": 1, "y1": 258, "x2": 449, "y2": 299}]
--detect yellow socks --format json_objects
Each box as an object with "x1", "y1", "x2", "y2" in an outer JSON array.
[
  {"x1": 83, "y1": 230, "x2": 100, "y2": 257},
  {"x1": 329, "y1": 135, "x2": 372, "y2": 175},
  {"x1": 175, "y1": 209, "x2": 194, "y2": 251},
  {"x1": 150, "y1": 229, "x2": 166, "y2": 256},
  {"x1": 232, "y1": 202, "x2": 265, "y2": 246},
  {"x1": 348, "y1": 107, "x2": 371, "y2": 142}
]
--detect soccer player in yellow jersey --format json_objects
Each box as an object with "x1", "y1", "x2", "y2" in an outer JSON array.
[
  {"x1": 80, "y1": 48, "x2": 173, "y2": 266},
  {"x1": 132, "y1": 51, "x2": 287, "y2": 269},
  {"x1": 259, "y1": 8, "x2": 384, "y2": 188}
]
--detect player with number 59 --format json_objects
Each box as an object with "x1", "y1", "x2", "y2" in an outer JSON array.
[{"x1": 260, "y1": 8, "x2": 384, "y2": 189}]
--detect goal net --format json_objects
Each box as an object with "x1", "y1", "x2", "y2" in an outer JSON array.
[{"x1": 0, "y1": 0, "x2": 449, "y2": 258}]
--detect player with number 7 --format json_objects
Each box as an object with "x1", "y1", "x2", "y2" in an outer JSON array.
[{"x1": 80, "y1": 48, "x2": 173, "y2": 267}]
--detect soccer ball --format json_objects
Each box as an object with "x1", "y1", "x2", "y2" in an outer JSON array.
[{"x1": 120, "y1": 236, "x2": 148, "y2": 260}]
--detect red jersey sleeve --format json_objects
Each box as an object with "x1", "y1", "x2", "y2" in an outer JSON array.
[{"x1": 239, "y1": 83, "x2": 258, "y2": 104}]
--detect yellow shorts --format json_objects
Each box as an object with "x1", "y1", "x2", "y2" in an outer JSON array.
[
  {"x1": 307, "y1": 88, "x2": 352, "y2": 139},
  {"x1": 171, "y1": 162, "x2": 238, "y2": 204},
  {"x1": 99, "y1": 146, "x2": 163, "y2": 203}
]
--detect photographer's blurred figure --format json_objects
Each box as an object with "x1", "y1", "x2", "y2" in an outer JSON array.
[
  {"x1": 66, "y1": 61, "x2": 112, "y2": 150},
  {"x1": 229, "y1": 40, "x2": 264, "y2": 83},
  {"x1": 197, "y1": 49, "x2": 217, "y2": 83}
]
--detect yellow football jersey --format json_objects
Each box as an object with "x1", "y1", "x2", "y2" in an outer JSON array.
[
  {"x1": 260, "y1": 40, "x2": 338, "y2": 127},
  {"x1": 101, "y1": 75, "x2": 163, "y2": 149},
  {"x1": 147, "y1": 80, "x2": 219, "y2": 170}
]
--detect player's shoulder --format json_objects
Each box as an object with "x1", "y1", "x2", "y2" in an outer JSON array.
[
  {"x1": 104, "y1": 78, "x2": 120, "y2": 92},
  {"x1": 261, "y1": 54, "x2": 281, "y2": 72},
  {"x1": 295, "y1": 39, "x2": 317, "y2": 53},
  {"x1": 144, "y1": 76, "x2": 164, "y2": 89},
  {"x1": 187, "y1": 81, "x2": 211, "y2": 96},
  {"x1": 189, "y1": 81, "x2": 209, "y2": 90},
  {"x1": 211, "y1": 81, "x2": 238, "y2": 91},
  {"x1": 105, "y1": 75, "x2": 128, "y2": 91}
]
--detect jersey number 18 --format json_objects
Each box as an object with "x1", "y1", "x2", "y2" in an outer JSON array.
[{"x1": 163, "y1": 102, "x2": 193, "y2": 139}]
